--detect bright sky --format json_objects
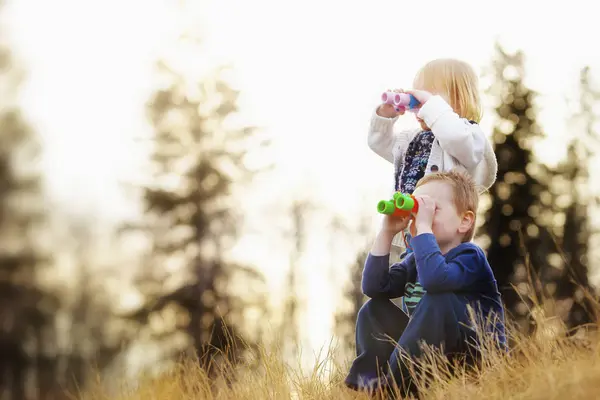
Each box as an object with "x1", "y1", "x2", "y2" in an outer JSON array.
[{"x1": 5, "y1": 0, "x2": 600, "y2": 369}]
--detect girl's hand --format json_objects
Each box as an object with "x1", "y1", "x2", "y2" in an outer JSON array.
[
  {"x1": 413, "y1": 195, "x2": 436, "y2": 235},
  {"x1": 405, "y1": 89, "x2": 432, "y2": 107},
  {"x1": 381, "y1": 214, "x2": 412, "y2": 236},
  {"x1": 376, "y1": 88, "x2": 406, "y2": 118}
]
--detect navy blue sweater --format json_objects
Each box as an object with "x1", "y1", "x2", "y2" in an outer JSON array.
[{"x1": 362, "y1": 233, "x2": 507, "y2": 347}]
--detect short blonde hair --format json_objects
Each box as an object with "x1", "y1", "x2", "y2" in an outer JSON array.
[
  {"x1": 413, "y1": 58, "x2": 482, "y2": 123},
  {"x1": 415, "y1": 170, "x2": 479, "y2": 242}
]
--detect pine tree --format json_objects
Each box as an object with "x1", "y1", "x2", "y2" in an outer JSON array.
[
  {"x1": 480, "y1": 43, "x2": 556, "y2": 332},
  {"x1": 0, "y1": 6, "x2": 58, "y2": 398},
  {"x1": 549, "y1": 66, "x2": 598, "y2": 329},
  {"x1": 122, "y1": 54, "x2": 269, "y2": 375}
]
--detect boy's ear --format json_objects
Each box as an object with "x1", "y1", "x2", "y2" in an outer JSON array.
[
  {"x1": 409, "y1": 217, "x2": 417, "y2": 237},
  {"x1": 458, "y1": 210, "x2": 475, "y2": 234}
]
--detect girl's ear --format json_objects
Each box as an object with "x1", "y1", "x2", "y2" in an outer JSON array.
[{"x1": 458, "y1": 210, "x2": 475, "y2": 234}]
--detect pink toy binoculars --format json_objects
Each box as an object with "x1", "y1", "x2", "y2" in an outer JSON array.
[{"x1": 381, "y1": 91, "x2": 420, "y2": 112}]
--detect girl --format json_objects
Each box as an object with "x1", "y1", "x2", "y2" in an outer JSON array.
[
  {"x1": 370, "y1": 58, "x2": 497, "y2": 196},
  {"x1": 369, "y1": 58, "x2": 497, "y2": 315}
]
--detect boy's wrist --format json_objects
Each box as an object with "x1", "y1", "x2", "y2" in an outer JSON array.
[
  {"x1": 379, "y1": 228, "x2": 399, "y2": 240},
  {"x1": 415, "y1": 224, "x2": 433, "y2": 236},
  {"x1": 371, "y1": 229, "x2": 397, "y2": 256}
]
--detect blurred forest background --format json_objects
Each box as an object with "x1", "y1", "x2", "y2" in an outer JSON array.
[{"x1": 2, "y1": 0, "x2": 600, "y2": 399}]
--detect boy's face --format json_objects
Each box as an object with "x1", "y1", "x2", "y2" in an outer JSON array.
[{"x1": 411, "y1": 181, "x2": 471, "y2": 246}]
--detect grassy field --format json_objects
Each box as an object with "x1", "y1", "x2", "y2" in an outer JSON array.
[{"x1": 81, "y1": 306, "x2": 600, "y2": 400}]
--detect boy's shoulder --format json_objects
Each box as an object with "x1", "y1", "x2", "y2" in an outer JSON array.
[
  {"x1": 449, "y1": 242, "x2": 496, "y2": 282},
  {"x1": 448, "y1": 241, "x2": 488, "y2": 262}
]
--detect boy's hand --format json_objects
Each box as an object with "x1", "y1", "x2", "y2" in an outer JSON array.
[
  {"x1": 376, "y1": 88, "x2": 406, "y2": 118},
  {"x1": 372, "y1": 214, "x2": 412, "y2": 256},
  {"x1": 414, "y1": 195, "x2": 436, "y2": 235},
  {"x1": 381, "y1": 214, "x2": 412, "y2": 236}
]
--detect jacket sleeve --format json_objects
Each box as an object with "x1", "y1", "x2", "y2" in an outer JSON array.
[
  {"x1": 418, "y1": 95, "x2": 487, "y2": 170},
  {"x1": 410, "y1": 233, "x2": 484, "y2": 293},
  {"x1": 361, "y1": 252, "x2": 413, "y2": 299}
]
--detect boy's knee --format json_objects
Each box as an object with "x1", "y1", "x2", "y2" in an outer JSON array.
[
  {"x1": 356, "y1": 298, "x2": 409, "y2": 340},
  {"x1": 397, "y1": 293, "x2": 472, "y2": 355},
  {"x1": 357, "y1": 298, "x2": 386, "y2": 323}
]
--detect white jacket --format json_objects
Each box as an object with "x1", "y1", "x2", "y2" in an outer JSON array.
[{"x1": 368, "y1": 95, "x2": 498, "y2": 194}]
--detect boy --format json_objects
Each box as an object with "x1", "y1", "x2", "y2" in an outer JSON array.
[{"x1": 345, "y1": 170, "x2": 507, "y2": 396}]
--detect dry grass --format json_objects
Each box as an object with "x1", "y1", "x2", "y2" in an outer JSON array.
[
  {"x1": 80, "y1": 257, "x2": 600, "y2": 400},
  {"x1": 78, "y1": 310, "x2": 600, "y2": 400}
]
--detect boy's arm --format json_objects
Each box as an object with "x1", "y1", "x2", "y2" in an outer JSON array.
[
  {"x1": 410, "y1": 233, "x2": 484, "y2": 293},
  {"x1": 361, "y1": 229, "x2": 412, "y2": 299},
  {"x1": 417, "y1": 95, "x2": 487, "y2": 170},
  {"x1": 361, "y1": 253, "x2": 412, "y2": 299}
]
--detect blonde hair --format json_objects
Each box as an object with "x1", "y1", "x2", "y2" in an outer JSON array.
[
  {"x1": 416, "y1": 170, "x2": 479, "y2": 242},
  {"x1": 413, "y1": 58, "x2": 482, "y2": 123}
]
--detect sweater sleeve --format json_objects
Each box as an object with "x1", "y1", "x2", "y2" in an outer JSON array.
[
  {"x1": 367, "y1": 108, "x2": 399, "y2": 164},
  {"x1": 361, "y1": 252, "x2": 412, "y2": 299},
  {"x1": 417, "y1": 95, "x2": 486, "y2": 170},
  {"x1": 410, "y1": 233, "x2": 484, "y2": 293}
]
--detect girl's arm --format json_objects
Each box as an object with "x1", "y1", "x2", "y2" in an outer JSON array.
[
  {"x1": 418, "y1": 95, "x2": 487, "y2": 170},
  {"x1": 367, "y1": 108, "x2": 399, "y2": 163}
]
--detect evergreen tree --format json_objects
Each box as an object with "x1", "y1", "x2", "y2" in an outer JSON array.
[
  {"x1": 122, "y1": 54, "x2": 269, "y2": 375},
  {"x1": 0, "y1": 5, "x2": 58, "y2": 398},
  {"x1": 549, "y1": 66, "x2": 599, "y2": 330},
  {"x1": 480, "y1": 43, "x2": 556, "y2": 332}
]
